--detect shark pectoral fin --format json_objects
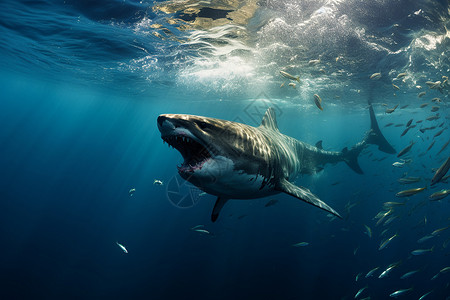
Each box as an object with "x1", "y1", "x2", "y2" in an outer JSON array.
[
  {"x1": 211, "y1": 197, "x2": 229, "y2": 222},
  {"x1": 275, "y1": 179, "x2": 342, "y2": 219}
]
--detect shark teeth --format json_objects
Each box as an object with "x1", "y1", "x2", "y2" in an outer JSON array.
[{"x1": 163, "y1": 134, "x2": 212, "y2": 173}]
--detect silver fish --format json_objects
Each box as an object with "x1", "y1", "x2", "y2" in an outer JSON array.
[
  {"x1": 429, "y1": 189, "x2": 450, "y2": 201},
  {"x1": 379, "y1": 233, "x2": 398, "y2": 250},
  {"x1": 411, "y1": 247, "x2": 434, "y2": 255},
  {"x1": 364, "y1": 225, "x2": 372, "y2": 238},
  {"x1": 194, "y1": 229, "x2": 211, "y2": 234},
  {"x1": 395, "y1": 187, "x2": 426, "y2": 197},
  {"x1": 370, "y1": 72, "x2": 381, "y2": 80},
  {"x1": 418, "y1": 291, "x2": 432, "y2": 300},
  {"x1": 355, "y1": 286, "x2": 368, "y2": 298},
  {"x1": 390, "y1": 288, "x2": 412, "y2": 297},
  {"x1": 292, "y1": 242, "x2": 309, "y2": 247},
  {"x1": 280, "y1": 70, "x2": 300, "y2": 82},
  {"x1": 431, "y1": 156, "x2": 450, "y2": 186},
  {"x1": 365, "y1": 266, "x2": 379, "y2": 278},
  {"x1": 417, "y1": 235, "x2": 434, "y2": 243},
  {"x1": 313, "y1": 94, "x2": 323, "y2": 111},
  {"x1": 400, "y1": 270, "x2": 419, "y2": 279},
  {"x1": 397, "y1": 141, "x2": 415, "y2": 158},
  {"x1": 116, "y1": 242, "x2": 128, "y2": 254}
]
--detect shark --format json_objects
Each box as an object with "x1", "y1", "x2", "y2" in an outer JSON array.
[{"x1": 157, "y1": 104, "x2": 395, "y2": 222}]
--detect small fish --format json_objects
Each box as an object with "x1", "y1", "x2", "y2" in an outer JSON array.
[
  {"x1": 370, "y1": 72, "x2": 381, "y2": 80},
  {"x1": 411, "y1": 246, "x2": 434, "y2": 255},
  {"x1": 375, "y1": 209, "x2": 394, "y2": 226},
  {"x1": 437, "y1": 139, "x2": 450, "y2": 155},
  {"x1": 431, "y1": 273, "x2": 440, "y2": 280},
  {"x1": 128, "y1": 188, "x2": 136, "y2": 196},
  {"x1": 398, "y1": 177, "x2": 421, "y2": 184},
  {"x1": 417, "y1": 235, "x2": 434, "y2": 243},
  {"x1": 426, "y1": 114, "x2": 439, "y2": 121},
  {"x1": 379, "y1": 262, "x2": 400, "y2": 278},
  {"x1": 400, "y1": 270, "x2": 419, "y2": 279},
  {"x1": 194, "y1": 229, "x2": 211, "y2": 234},
  {"x1": 380, "y1": 228, "x2": 389, "y2": 237},
  {"x1": 433, "y1": 128, "x2": 446, "y2": 138},
  {"x1": 313, "y1": 94, "x2": 323, "y2": 111},
  {"x1": 420, "y1": 103, "x2": 428, "y2": 108},
  {"x1": 431, "y1": 97, "x2": 442, "y2": 103},
  {"x1": 364, "y1": 225, "x2": 372, "y2": 238},
  {"x1": 392, "y1": 161, "x2": 405, "y2": 167},
  {"x1": 397, "y1": 73, "x2": 407, "y2": 79},
  {"x1": 280, "y1": 70, "x2": 300, "y2": 82},
  {"x1": 431, "y1": 156, "x2": 450, "y2": 186},
  {"x1": 355, "y1": 286, "x2": 368, "y2": 298},
  {"x1": 264, "y1": 199, "x2": 279, "y2": 207},
  {"x1": 390, "y1": 288, "x2": 412, "y2": 297},
  {"x1": 397, "y1": 141, "x2": 415, "y2": 158},
  {"x1": 153, "y1": 179, "x2": 163, "y2": 185},
  {"x1": 280, "y1": 82, "x2": 285, "y2": 88},
  {"x1": 400, "y1": 104, "x2": 409, "y2": 109},
  {"x1": 416, "y1": 120, "x2": 423, "y2": 123},
  {"x1": 308, "y1": 59, "x2": 320, "y2": 65},
  {"x1": 190, "y1": 224, "x2": 204, "y2": 230},
  {"x1": 400, "y1": 127, "x2": 411, "y2": 137},
  {"x1": 365, "y1": 266, "x2": 379, "y2": 278},
  {"x1": 292, "y1": 242, "x2": 309, "y2": 247},
  {"x1": 386, "y1": 104, "x2": 399, "y2": 114},
  {"x1": 116, "y1": 242, "x2": 128, "y2": 254},
  {"x1": 383, "y1": 216, "x2": 398, "y2": 226},
  {"x1": 418, "y1": 291, "x2": 433, "y2": 300},
  {"x1": 406, "y1": 119, "x2": 413, "y2": 127},
  {"x1": 379, "y1": 233, "x2": 398, "y2": 250},
  {"x1": 288, "y1": 82, "x2": 296, "y2": 89},
  {"x1": 431, "y1": 106, "x2": 439, "y2": 112},
  {"x1": 426, "y1": 80, "x2": 442, "y2": 90},
  {"x1": 440, "y1": 266, "x2": 450, "y2": 273},
  {"x1": 383, "y1": 201, "x2": 405, "y2": 209},
  {"x1": 418, "y1": 91, "x2": 426, "y2": 98},
  {"x1": 392, "y1": 84, "x2": 400, "y2": 90},
  {"x1": 429, "y1": 189, "x2": 450, "y2": 201},
  {"x1": 396, "y1": 187, "x2": 426, "y2": 197},
  {"x1": 427, "y1": 140, "x2": 435, "y2": 151},
  {"x1": 431, "y1": 225, "x2": 450, "y2": 236},
  {"x1": 355, "y1": 272, "x2": 363, "y2": 281},
  {"x1": 384, "y1": 123, "x2": 394, "y2": 127}
]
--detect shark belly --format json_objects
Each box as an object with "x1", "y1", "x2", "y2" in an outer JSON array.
[{"x1": 182, "y1": 155, "x2": 279, "y2": 199}]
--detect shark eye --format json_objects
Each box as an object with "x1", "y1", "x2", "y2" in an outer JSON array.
[{"x1": 197, "y1": 121, "x2": 210, "y2": 129}]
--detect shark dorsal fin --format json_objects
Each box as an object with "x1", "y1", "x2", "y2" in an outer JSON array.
[
  {"x1": 260, "y1": 108, "x2": 279, "y2": 131},
  {"x1": 315, "y1": 140, "x2": 323, "y2": 149}
]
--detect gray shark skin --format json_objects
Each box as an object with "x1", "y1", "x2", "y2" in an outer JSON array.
[{"x1": 157, "y1": 104, "x2": 395, "y2": 222}]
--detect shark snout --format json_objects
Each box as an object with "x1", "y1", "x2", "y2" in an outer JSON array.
[{"x1": 157, "y1": 115, "x2": 176, "y2": 133}]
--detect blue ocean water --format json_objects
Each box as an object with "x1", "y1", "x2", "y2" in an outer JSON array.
[{"x1": 0, "y1": 0, "x2": 449, "y2": 299}]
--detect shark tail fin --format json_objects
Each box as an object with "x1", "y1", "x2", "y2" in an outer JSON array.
[
  {"x1": 342, "y1": 146, "x2": 364, "y2": 174},
  {"x1": 366, "y1": 104, "x2": 396, "y2": 154}
]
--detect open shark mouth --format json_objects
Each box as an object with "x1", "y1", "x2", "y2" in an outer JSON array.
[{"x1": 162, "y1": 135, "x2": 212, "y2": 174}]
